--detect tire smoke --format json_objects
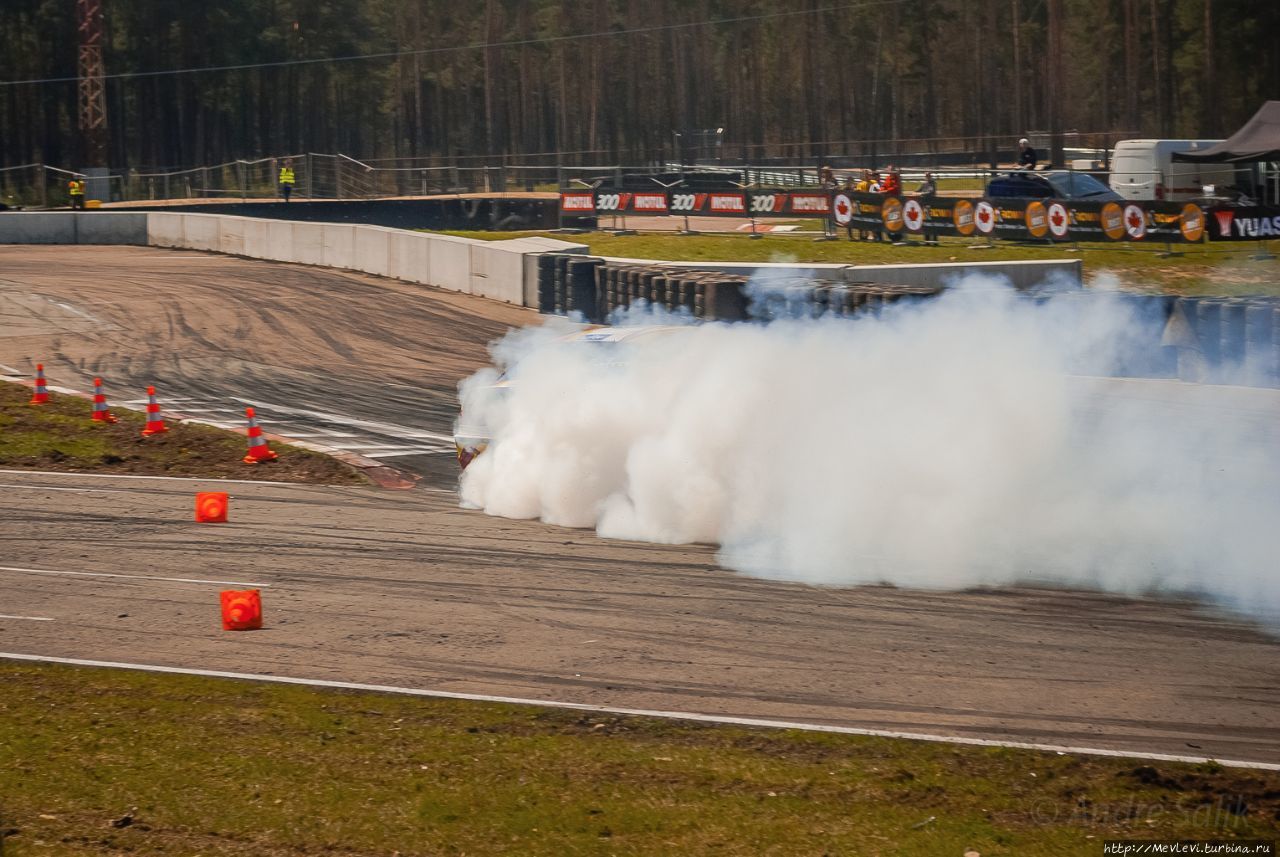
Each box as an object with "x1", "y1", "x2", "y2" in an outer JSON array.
[{"x1": 457, "y1": 277, "x2": 1280, "y2": 624}]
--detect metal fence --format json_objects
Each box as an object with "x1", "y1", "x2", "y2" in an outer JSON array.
[{"x1": 3, "y1": 150, "x2": 1273, "y2": 210}]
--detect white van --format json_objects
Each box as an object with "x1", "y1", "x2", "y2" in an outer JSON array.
[{"x1": 1108, "y1": 140, "x2": 1236, "y2": 202}]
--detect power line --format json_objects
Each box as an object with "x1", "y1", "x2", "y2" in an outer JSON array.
[{"x1": 0, "y1": 0, "x2": 910, "y2": 88}]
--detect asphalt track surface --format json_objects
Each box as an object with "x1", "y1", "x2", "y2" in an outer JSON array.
[
  {"x1": 0, "y1": 245, "x2": 533, "y2": 485},
  {"x1": 2, "y1": 246, "x2": 1279, "y2": 767}
]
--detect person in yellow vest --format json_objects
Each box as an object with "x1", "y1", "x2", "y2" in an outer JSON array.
[
  {"x1": 68, "y1": 178, "x2": 86, "y2": 210},
  {"x1": 278, "y1": 158, "x2": 295, "y2": 203}
]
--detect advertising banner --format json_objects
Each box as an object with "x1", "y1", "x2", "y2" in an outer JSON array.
[
  {"x1": 837, "y1": 193, "x2": 1210, "y2": 243},
  {"x1": 564, "y1": 189, "x2": 836, "y2": 218},
  {"x1": 562, "y1": 188, "x2": 1269, "y2": 244},
  {"x1": 1205, "y1": 206, "x2": 1280, "y2": 241}
]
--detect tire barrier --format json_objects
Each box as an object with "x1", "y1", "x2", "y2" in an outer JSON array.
[
  {"x1": 1178, "y1": 296, "x2": 1280, "y2": 387},
  {"x1": 536, "y1": 253, "x2": 558, "y2": 314},
  {"x1": 537, "y1": 258, "x2": 752, "y2": 323},
  {"x1": 566, "y1": 257, "x2": 604, "y2": 321},
  {"x1": 535, "y1": 253, "x2": 1280, "y2": 388}
]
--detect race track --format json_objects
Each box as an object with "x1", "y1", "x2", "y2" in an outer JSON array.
[
  {"x1": 0, "y1": 245, "x2": 533, "y2": 484},
  {"x1": 2, "y1": 246, "x2": 1278, "y2": 766}
]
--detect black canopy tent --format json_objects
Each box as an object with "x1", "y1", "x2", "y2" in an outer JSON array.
[{"x1": 1172, "y1": 101, "x2": 1280, "y2": 163}]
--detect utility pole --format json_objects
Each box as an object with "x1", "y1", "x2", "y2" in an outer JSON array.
[
  {"x1": 77, "y1": 0, "x2": 108, "y2": 168},
  {"x1": 1046, "y1": 0, "x2": 1065, "y2": 168}
]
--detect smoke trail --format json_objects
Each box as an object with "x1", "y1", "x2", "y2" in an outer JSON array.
[{"x1": 457, "y1": 278, "x2": 1280, "y2": 623}]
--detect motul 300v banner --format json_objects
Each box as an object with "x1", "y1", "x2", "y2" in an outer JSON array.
[{"x1": 564, "y1": 190, "x2": 832, "y2": 217}]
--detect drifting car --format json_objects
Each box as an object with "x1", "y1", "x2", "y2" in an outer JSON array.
[{"x1": 454, "y1": 324, "x2": 688, "y2": 470}]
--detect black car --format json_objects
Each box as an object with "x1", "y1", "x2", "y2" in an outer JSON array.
[{"x1": 985, "y1": 170, "x2": 1121, "y2": 202}]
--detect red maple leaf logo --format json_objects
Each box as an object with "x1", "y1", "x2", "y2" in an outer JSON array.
[
  {"x1": 1127, "y1": 211, "x2": 1143, "y2": 229},
  {"x1": 978, "y1": 208, "x2": 991, "y2": 224},
  {"x1": 1050, "y1": 210, "x2": 1065, "y2": 227},
  {"x1": 836, "y1": 201, "x2": 850, "y2": 216}
]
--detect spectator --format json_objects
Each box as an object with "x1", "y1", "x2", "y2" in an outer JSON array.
[
  {"x1": 279, "y1": 158, "x2": 296, "y2": 202},
  {"x1": 1018, "y1": 138, "x2": 1037, "y2": 170},
  {"x1": 915, "y1": 171, "x2": 937, "y2": 198},
  {"x1": 880, "y1": 165, "x2": 902, "y2": 196},
  {"x1": 853, "y1": 170, "x2": 876, "y2": 240},
  {"x1": 915, "y1": 172, "x2": 938, "y2": 243},
  {"x1": 67, "y1": 177, "x2": 85, "y2": 210}
]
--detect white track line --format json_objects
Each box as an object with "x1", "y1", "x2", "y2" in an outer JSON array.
[
  {"x1": 0, "y1": 482, "x2": 131, "y2": 494},
  {"x1": 363, "y1": 450, "x2": 448, "y2": 459},
  {"x1": 0, "y1": 652, "x2": 1274, "y2": 771},
  {"x1": 0, "y1": 363, "x2": 21, "y2": 375},
  {"x1": 0, "y1": 615, "x2": 54, "y2": 622},
  {"x1": 0, "y1": 469, "x2": 295, "y2": 486},
  {"x1": 229, "y1": 396, "x2": 453, "y2": 443},
  {"x1": 0, "y1": 566, "x2": 271, "y2": 588}
]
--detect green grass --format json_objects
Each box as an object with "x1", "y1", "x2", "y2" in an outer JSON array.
[
  {"x1": 442, "y1": 229, "x2": 1280, "y2": 296},
  {"x1": 0, "y1": 380, "x2": 363, "y2": 483},
  {"x1": 1, "y1": 662, "x2": 1276, "y2": 856}
]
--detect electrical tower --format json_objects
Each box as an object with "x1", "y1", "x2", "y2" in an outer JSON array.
[{"x1": 77, "y1": 0, "x2": 108, "y2": 167}]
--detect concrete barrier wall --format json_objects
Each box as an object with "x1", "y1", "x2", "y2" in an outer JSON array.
[
  {"x1": 218, "y1": 216, "x2": 246, "y2": 256},
  {"x1": 147, "y1": 212, "x2": 185, "y2": 248},
  {"x1": 355, "y1": 227, "x2": 392, "y2": 277},
  {"x1": 0, "y1": 213, "x2": 78, "y2": 244},
  {"x1": 849, "y1": 259, "x2": 1082, "y2": 290},
  {"x1": 74, "y1": 212, "x2": 148, "y2": 245},
  {"x1": 181, "y1": 214, "x2": 221, "y2": 252},
  {"x1": 0, "y1": 211, "x2": 145, "y2": 244},
  {"x1": 389, "y1": 231, "x2": 431, "y2": 284},
  {"x1": 265, "y1": 220, "x2": 294, "y2": 263},
  {"x1": 427, "y1": 234, "x2": 475, "y2": 295},
  {"x1": 291, "y1": 222, "x2": 326, "y2": 266},
  {"x1": 471, "y1": 238, "x2": 548, "y2": 303},
  {"x1": 243, "y1": 217, "x2": 270, "y2": 259},
  {"x1": 322, "y1": 224, "x2": 355, "y2": 270}
]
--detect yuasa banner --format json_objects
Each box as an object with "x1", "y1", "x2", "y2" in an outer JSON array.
[{"x1": 1205, "y1": 206, "x2": 1280, "y2": 241}]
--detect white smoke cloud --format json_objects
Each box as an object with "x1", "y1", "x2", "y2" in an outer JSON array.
[{"x1": 457, "y1": 277, "x2": 1280, "y2": 624}]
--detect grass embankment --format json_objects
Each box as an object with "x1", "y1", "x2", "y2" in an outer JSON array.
[
  {"x1": 445, "y1": 229, "x2": 1280, "y2": 297},
  {"x1": 0, "y1": 381, "x2": 362, "y2": 483},
  {"x1": 1, "y1": 664, "x2": 1276, "y2": 857}
]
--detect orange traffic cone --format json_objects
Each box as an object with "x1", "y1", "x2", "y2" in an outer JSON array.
[
  {"x1": 220, "y1": 589, "x2": 262, "y2": 631},
  {"x1": 91, "y1": 377, "x2": 118, "y2": 423},
  {"x1": 195, "y1": 491, "x2": 229, "y2": 523},
  {"x1": 242, "y1": 407, "x2": 278, "y2": 464},
  {"x1": 28, "y1": 364, "x2": 49, "y2": 405},
  {"x1": 140, "y1": 385, "x2": 168, "y2": 435}
]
